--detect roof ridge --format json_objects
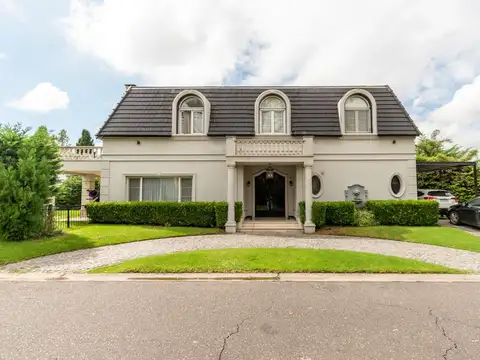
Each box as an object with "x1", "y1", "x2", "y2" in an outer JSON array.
[{"x1": 130, "y1": 84, "x2": 389, "y2": 89}]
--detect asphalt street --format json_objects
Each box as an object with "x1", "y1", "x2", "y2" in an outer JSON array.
[{"x1": 0, "y1": 280, "x2": 479, "y2": 360}]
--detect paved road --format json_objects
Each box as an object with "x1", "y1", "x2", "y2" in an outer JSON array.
[{"x1": 1, "y1": 281, "x2": 479, "y2": 359}]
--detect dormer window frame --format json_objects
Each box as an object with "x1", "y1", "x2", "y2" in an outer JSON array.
[
  {"x1": 254, "y1": 89, "x2": 291, "y2": 135},
  {"x1": 337, "y1": 89, "x2": 378, "y2": 136},
  {"x1": 172, "y1": 90, "x2": 211, "y2": 136}
]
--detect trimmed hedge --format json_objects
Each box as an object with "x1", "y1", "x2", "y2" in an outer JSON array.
[
  {"x1": 365, "y1": 200, "x2": 439, "y2": 226},
  {"x1": 323, "y1": 201, "x2": 355, "y2": 226},
  {"x1": 298, "y1": 201, "x2": 327, "y2": 228},
  {"x1": 311, "y1": 202, "x2": 327, "y2": 227},
  {"x1": 214, "y1": 201, "x2": 243, "y2": 227},
  {"x1": 86, "y1": 201, "x2": 243, "y2": 228}
]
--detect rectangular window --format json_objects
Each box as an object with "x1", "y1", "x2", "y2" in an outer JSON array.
[
  {"x1": 179, "y1": 111, "x2": 191, "y2": 134},
  {"x1": 128, "y1": 178, "x2": 141, "y2": 201},
  {"x1": 261, "y1": 111, "x2": 271, "y2": 133},
  {"x1": 128, "y1": 177, "x2": 193, "y2": 202},
  {"x1": 345, "y1": 110, "x2": 356, "y2": 132},
  {"x1": 357, "y1": 110, "x2": 370, "y2": 132},
  {"x1": 273, "y1": 111, "x2": 284, "y2": 133},
  {"x1": 192, "y1": 111, "x2": 204, "y2": 133}
]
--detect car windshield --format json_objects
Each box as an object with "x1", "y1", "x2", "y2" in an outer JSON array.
[
  {"x1": 468, "y1": 197, "x2": 480, "y2": 206},
  {"x1": 428, "y1": 191, "x2": 452, "y2": 197}
]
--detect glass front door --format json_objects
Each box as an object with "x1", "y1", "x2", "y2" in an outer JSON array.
[{"x1": 254, "y1": 172, "x2": 286, "y2": 218}]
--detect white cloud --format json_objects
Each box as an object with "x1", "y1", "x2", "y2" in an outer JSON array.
[
  {"x1": 0, "y1": 52, "x2": 5, "y2": 60},
  {"x1": 6, "y1": 82, "x2": 70, "y2": 113},
  {"x1": 0, "y1": 0, "x2": 26, "y2": 21},
  {"x1": 63, "y1": 0, "x2": 480, "y2": 146}
]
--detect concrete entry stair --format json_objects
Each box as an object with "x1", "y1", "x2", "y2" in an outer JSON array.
[{"x1": 239, "y1": 219, "x2": 303, "y2": 234}]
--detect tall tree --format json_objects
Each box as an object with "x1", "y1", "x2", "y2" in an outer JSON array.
[
  {"x1": 56, "y1": 129, "x2": 70, "y2": 146},
  {"x1": 76, "y1": 129, "x2": 94, "y2": 146},
  {"x1": 0, "y1": 124, "x2": 61, "y2": 241}
]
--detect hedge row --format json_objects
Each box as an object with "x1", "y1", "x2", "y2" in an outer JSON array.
[
  {"x1": 300, "y1": 199, "x2": 439, "y2": 227},
  {"x1": 299, "y1": 201, "x2": 355, "y2": 227},
  {"x1": 85, "y1": 201, "x2": 243, "y2": 228},
  {"x1": 365, "y1": 200, "x2": 439, "y2": 226}
]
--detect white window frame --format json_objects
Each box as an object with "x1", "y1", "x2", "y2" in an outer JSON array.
[
  {"x1": 312, "y1": 173, "x2": 324, "y2": 198},
  {"x1": 388, "y1": 172, "x2": 405, "y2": 198},
  {"x1": 259, "y1": 99, "x2": 286, "y2": 134},
  {"x1": 345, "y1": 97, "x2": 371, "y2": 133},
  {"x1": 126, "y1": 175, "x2": 195, "y2": 202},
  {"x1": 254, "y1": 89, "x2": 291, "y2": 135},
  {"x1": 178, "y1": 97, "x2": 205, "y2": 135},
  {"x1": 337, "y1": 89, "x2": 378, "y2": 136},
  {"x1": 172, "y1": 90, "x2": 211, "y2": 136}
]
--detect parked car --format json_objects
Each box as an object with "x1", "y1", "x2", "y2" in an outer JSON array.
[
  {"x1": 417, "y1": 189, "x2": 458, "y2": 216},
  {"x1": 448, "y1": 197, "x2": 480, "y2": 228}
]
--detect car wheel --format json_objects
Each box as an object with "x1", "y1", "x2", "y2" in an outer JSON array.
[{"x1": 449, "y1": 211, "x2": 460, "y2": 225}]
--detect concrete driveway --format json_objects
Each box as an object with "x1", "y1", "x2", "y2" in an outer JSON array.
[
  {"x1": 1, "y1": 280, "x2": 479, "y2": 360},
  {"x1": 438, "y1": 218, "x2": 480, "y2": 237}
]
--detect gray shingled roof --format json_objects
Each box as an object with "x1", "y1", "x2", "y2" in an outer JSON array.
[{"x1": 97, "y1": 85, "x2": 420, "y2": 137}]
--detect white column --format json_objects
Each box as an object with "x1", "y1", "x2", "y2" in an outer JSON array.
[
  {"x1": 303, "y1": 164, "x2": 315, "y2": 233},
  {"x1": 237, "y1": 165, "x2": 244, "y2": 226},
  {"x1": 81, "y1": 174, "x2": 97, "y2": 217},
  {"x1": 295, "y1": 165, "x2": 303, "y2": 225},
  {"x1": 225, "y1": 164, "x2": 237, "y2": 233}
]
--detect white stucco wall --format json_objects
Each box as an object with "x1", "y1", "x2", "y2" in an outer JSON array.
[{"x1": 99, "y1": 135, "x2": 417, "y2": 208}]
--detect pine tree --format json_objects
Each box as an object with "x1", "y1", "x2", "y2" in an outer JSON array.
[
  {"x1": 76, "y1": 129, "x2": 94, "y2": 146},
  {"x1": 57, "y1": 129, "x2": 70, "y2": 146}
]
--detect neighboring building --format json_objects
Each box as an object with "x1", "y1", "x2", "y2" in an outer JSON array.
[{"x1": 61, "y1": 85, "x2": 420, "y2": 232}]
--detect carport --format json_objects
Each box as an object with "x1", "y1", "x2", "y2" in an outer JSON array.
[{"x1": 416, "y1": 161, "x2": 478, "y2": 197}]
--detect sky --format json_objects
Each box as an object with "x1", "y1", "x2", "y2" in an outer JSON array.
[{"x1": 1, "y1": 0, "x2": 480, "y2": 149}]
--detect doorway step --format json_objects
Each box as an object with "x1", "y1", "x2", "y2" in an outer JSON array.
[{"x1": 238, "y1": 219, "x2": 303, "y2": 234}]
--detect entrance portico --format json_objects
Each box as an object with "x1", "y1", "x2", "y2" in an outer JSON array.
[{"x1": 225, "y1": 136, "x2": 315, "y2": 234}]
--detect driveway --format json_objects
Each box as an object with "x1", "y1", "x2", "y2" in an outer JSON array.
[
  {"x1": 1, "y1": 281, "x2": 479, "y2": 359},
  {"x1": 438, "y1": 219, "x2": 480, "y2": 237},
  {"x1": 2, "y1": 233, "x2": 480, "y2": 273}
]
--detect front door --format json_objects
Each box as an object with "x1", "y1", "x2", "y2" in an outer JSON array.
[{"x1": 254, "y1": 172, "x2": 286, "y2": 218}]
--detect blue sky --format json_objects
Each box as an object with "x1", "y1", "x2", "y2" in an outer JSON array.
[
  {"x1": 1, "y1": 0, "x2": 480, "y2": 148},
  {"x1": 0, "y1": 0, "x2": 138, "y2": 144}
]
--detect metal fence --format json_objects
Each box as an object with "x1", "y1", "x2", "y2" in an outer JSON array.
[{"x1": 53, "y1": 205, "x2": 90, "y2": 229}]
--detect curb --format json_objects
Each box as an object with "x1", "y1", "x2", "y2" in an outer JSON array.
[{"x1": 1, "y1": 273, "x2": 480, "y2": 282}]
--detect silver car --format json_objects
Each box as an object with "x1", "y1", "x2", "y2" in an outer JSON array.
[{"x1": 417, "y1": 189, "x2": 458, "y2": 216}]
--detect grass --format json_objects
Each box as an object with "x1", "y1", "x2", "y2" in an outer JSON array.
[
  {"x1": 0, "y1": 225, "x2": 221, "y2": 266},
  {"x1": 317, "y1": 226, "x2": 480, "y2": 253},
  {"x1": 90, "y1": 248, "x2": 463, "y2": 274}
]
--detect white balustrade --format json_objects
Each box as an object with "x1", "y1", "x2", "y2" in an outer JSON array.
[
  {"x1": 235, "y1": 139, "x2": 304, "y2": 156},
  {"x1": 60, "y1": 146, "x2": 103, "y2": 160}
]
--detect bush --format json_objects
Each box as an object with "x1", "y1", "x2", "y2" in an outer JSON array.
[
  {"x1": 299, "y1": 201, "x2": 306, "y2": 224},
  {"x1": 311, "y1": 202, "x2": 327, "y2": 227},
  {"x1": 365, "y1": 200, "x2": 439, "y2": 226},
  {"x1": 214, "y1": 201, "x2": 243, "y2": 227},
  {"x1": 298, "y1": 201, "x2": 327, "y2": 228},
  {"x1": 323, "y1": 201, "x2": 356, "y2": 226},
  {"x1": 354, "y1": 208, "x2": 377, "y2": 227},
  {"x1": 86, "y1": 201, "x2": 243, "y2": 228}
]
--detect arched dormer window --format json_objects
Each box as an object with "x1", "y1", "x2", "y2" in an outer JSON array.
[
  {"x1": 338, "y1": 89, "x2": 377, "y2": 135},
  {"x1": 172, "y1": 90, "x2": 211, "y2": 135},
  {"x1": 255, "y1": 90, "x2": 291, "y2": 135}
]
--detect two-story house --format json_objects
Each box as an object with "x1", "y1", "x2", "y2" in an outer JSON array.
[{"x1": 61, "y1": 85, "x2": 420, "y2": 233}]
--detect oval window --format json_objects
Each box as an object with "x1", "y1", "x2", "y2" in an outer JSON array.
[
  {"x1": 312, "y1": 175, "x2": 322, "y2": 196},
  {"x1": 390, "y1": 175, "x2": 401, "y2": 195}
]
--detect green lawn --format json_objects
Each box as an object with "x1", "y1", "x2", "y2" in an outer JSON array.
[
  {"x1": 318, "y1": 226, "x2": 480, "y2": 252},
  {"x1": 0, "y1": 225, "x2": 221, "y2": 266},
  {"x1": 90, "y1": 248, "x2": 462, "y2": 274}
]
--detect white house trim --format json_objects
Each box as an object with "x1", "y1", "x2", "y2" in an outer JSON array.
[
  {"x1": 254, "y1": 89, "x2": 291, "y2": 135},
  {"x1": 252, "y1": 168, "x2": 289, "y2": 220},
  {"x1": 172, "y1": 90, "x2": 211, "y2": 136},
  {"x1": 338, "y1": 89, "x2": 378, "y2": 136},
  {"x1": 388, "y1": 172, "x2": 405, "y2": 198}
]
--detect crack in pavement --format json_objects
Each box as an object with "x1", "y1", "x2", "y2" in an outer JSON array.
[
  {"x1": 429, "y1": 307, "x2": 459, "y2": 360},
  {"x1": 218, "y1": 302, "x2": 274, "y2": 360}
]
